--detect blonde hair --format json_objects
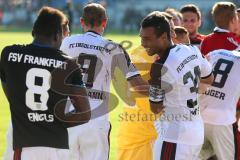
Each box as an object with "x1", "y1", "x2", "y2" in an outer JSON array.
[{"x1": 212, "y1": 2, "x2": 236, "y2": 29}]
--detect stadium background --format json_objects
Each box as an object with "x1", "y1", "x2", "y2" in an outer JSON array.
[{"x1": 0, "y1": 0, "x2": 239, "y2": 159}]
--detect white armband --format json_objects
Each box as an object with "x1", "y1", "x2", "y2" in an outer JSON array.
[{"x1": 149, "y1": 85, "x2": 165, "y2": 103}]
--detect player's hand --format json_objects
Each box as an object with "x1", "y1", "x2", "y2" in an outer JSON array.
[
  {"x1": 198, "y1": 83, "x2": 209, "y2": 94},
  {"x1": 150, "y1": 101, "x2": 164, "y2": 114}
]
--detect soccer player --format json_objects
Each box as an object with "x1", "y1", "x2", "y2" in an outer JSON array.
[
  {"x1": 60, "y1": 3, "x2": 143, "y2": 160},
  {"x1": 200, "y1": 2, "x2": 240, "y2": 55},
  {"x1": 173, "y1": 26, "x2": 190, "y2": 44},
  {"x1": 199, "y1": 49, "x2": 240, "y2": 160},
  {"x1": 139, "y1": 12, "x2": 213, "y2": 159},
  {"x1": 199, "y1": 3, "x2": 240, "y2": 159},
  {"x1": 0, "y1": 6, "x2": 91, "y2": 160},
  {"x1": 180, "y1": 4, "x2": 205, "y2": 47},
  {"x1": 117, "y1": 11, "x2": 176, "y2": 160}
]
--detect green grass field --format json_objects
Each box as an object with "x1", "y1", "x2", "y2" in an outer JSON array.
[{"x1": 0, "y1": 31, "x2": 140, "y2": 160}]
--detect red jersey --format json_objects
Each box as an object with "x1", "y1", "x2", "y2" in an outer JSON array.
[{"x1": 200, "y1": 27, "x2": 240, "y2": 55}]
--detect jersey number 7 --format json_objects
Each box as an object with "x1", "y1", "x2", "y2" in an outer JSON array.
[{"x1": 78, "y1": 53, "x2": 98, "y2": 88}]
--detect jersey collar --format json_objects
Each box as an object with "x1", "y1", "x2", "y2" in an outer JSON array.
[
  {"x1": 32, "y1": 41, "x2": 51, "y2": 48},
  {"x1": 214, "y1": 27, "x2": 230, "y2": 33},
  {"x1": 86, "y1": 30, "x2": 102, "y2": 36},
  {"x1": 156, "y1": 45, "x2": 176, "y2": 64}
]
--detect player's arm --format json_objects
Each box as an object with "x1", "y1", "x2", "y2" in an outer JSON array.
[
  {"x1": 194, "y1": 47, "x2": 214, "y2": 85},
  {"x1": 63, "y1": 66, "x2": 91, "y2": 124},
  {"x1": 113, "y1": 45, "x2": 149, "y2": 95},
  {"x1": 148, "y1": 61, "x2": 165, "y2": 114},
  {"x1": 67, "y1": 88, "x2": 91, "y2": 127},
  {"x1": 0, "y1": 49, "x2": 4, "y2": 83},
  {"x1": 52, "y1": 59, "x2": 91, "y2": 127},
  {"x1": 200, "y1": 54, "x2": 214, "y2": 85},
  {"x1": 200, "y1": 74, "x2": 214, "y2": 85},
  {"x1": 0, "y1": 47, "x2": 10, "y2": 100},
  {"x1": 127, "y1": 75, "x2": 149, "y2": 95},
  {"x1": 196, "y1": 51, "x2": 214, "y2": 93}
]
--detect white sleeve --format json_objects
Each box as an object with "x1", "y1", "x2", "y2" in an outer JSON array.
[
  {"x1": 111, "y1": 45, "x2": 139, "y2": 80},
  {"x1": 201, "y1": 56, "x2": 212, "y2": 78},
  {"x1": 195, "y1": 46, "x2": 212, "y2": 78}
]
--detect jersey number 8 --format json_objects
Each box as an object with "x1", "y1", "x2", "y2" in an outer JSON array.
[
  {"x1": 25, "y1": 68, "x2": 51, "y2": 111},
  {"x1": 212, "y1": 58, "x2": 233, "y2": 88}
]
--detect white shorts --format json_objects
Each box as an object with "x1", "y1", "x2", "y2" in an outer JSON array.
[
  {"x1": 153, "y1": 121, "x2": 201, "y2": 160},
  {"x1": 3, "y1": 123, "x2": 13, "y2": 160},
  {"x1": 10, "y1": 147, "x2": 68, "y2": 160},
  {"x1": 154, "y1": 137, "x2": 201, "y2": 160},
  {"x1": 199, "y1": 123, "x2": 236, "y2": 160},
  {"x1": 68, "y1": 121, "x2": 111, "y2": 160}
]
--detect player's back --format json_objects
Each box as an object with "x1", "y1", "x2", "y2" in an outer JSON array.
[
  {"x1": 0, "y1": 44, "x2": 74, "y2": 149},
  {"x1": 61, "y1": 31, "x2": 114, "y2": 91},
  {"x1": 61, "y1": 31, "x2": 138, "y2": 122},
  {"x1": 200, "y1": 49, "x2": 240, "y2": 125},
  {"x1": 159, "y1": 44, "x2": 211, "y2": 145}
]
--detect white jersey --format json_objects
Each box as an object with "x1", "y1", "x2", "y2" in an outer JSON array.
[
  {"x1": 60, "y1": 31, "x2": 139, "y2": 122},
  {"x1": 158, "y1": 44, "x2": 212, "y2": 145},
  {"x1": 200, "y1": 49, "x2": 240, "y2": 125}
]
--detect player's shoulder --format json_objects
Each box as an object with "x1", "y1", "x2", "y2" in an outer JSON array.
[
  {"x1": 2, "y1": 44, "x2": 25, "y2": 51},
  {"x1": 62, "y1": 34, "x2": 83, "y2": 43},
  {"x1": 174, "y1": 44, "x2": 199, "y2": 53},
  {"x1": 232, "y1": 50, "x2": 240, "y2": 58},
  {"x1": 105, "y1": 40, "x2": 128, "y2": 56},
  {"x1": 209, "y1": 49, "x2": 232, "y2": 54},
  {"x1": 1, "y1": 44, "x2": 27, "y2": 58},
  {"x1": 173, "y1": 44, "x2": 204, "y2": 62},
  {"x1": 201, "y1": 32, "x2": 216, "y2": 42},
  {"x1": 208, "y1": 49, "x2": 240, "y2": 59},
  {"x1": 101, "y1": 37, "x2": 120, "y2": 47},
  {"x1": 197, "y1": 33, "x2": 206, "y2": 39}
]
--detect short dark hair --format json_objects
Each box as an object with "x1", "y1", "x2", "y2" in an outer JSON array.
[
  {"x1": 180, "y1": 4, "x2": 201, "y2": 20},
  {"x1": 82, "y1": 3, "x2": 107, "y2": 27},
  {"x1": 141, "y1": 11, "x2": 171, "y2": 39},
  {"x1": 212, "y1": 2, "x2": 236, "y2": 29},
  {"x1": 32, "y1": 6, "x2": 67, "y2": 37}
]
